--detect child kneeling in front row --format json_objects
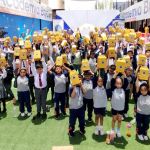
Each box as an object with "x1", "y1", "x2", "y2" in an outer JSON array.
[
  {"x1": 93, "y1": 76, "x2": 107, "y2": 136},
  {"x1": 68, "y1": 80, "x2": 86, "y2": 137}
]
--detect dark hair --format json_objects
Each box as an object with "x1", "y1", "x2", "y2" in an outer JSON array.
[
  {"x1": 139, "y1": 83, "x2": 149, "y2": 92},
  {"x1": 109, "y1": 65, "x2": 116, "y2": 71},
  {"x1": 36, "y1": 64, "x2": 43, "y2": 69}
]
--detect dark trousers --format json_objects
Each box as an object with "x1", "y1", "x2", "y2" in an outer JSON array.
[
  {"x1": 54, "y1": 92, "x2": 66, "y2": 115},
  {"x1": 136, "y1": 113, "x2": 150, "y2": 136},
  {"x1": 83, "y1": 98, "x2": 93, "y2": 120},
  {"x1": 106, "y1": 89, "x2": 112, "y2": 99},
  {"x1": 18, "y1": 91, "x2": 31, "y2": 113},
  {"x1": 0, "y1": 98, "x2": 6, "y2": 112},
  {"x1": 69, "y1": 107, "x2": 85, "y2": 132},
  {"x1": 29, "y1": 77, "x2": 35, "y2": 101},
  {"x1": 124, "y1": 90, "x2": 130, "y2": 114},
  {"x1": 4, "y1": 82, "x2": 14, "y2": 100},
  {"x1": 35, "y1": 87, "x2": 47, "y2": 114}
]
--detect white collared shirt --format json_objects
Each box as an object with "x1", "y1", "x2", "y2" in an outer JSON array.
[{"x1": 31, "y1": 62, "x2": 47, "y2": 88}]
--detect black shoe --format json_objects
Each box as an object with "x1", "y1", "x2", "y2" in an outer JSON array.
[
  {"x1": 79, "y1": 130, "x2": 86, "y2": 135},
  {"x1": 32, "y1": 113, "x2": 41, "y2": 120},
  {"x1": 55, "y1": 114, "x2": 60, "y2": 119},
  {"x1": 68, "y1": 131, "x2": 75, "y2": 137},
  {"x1": 88, "y1": 118, "x2": 92, "y2": 122},
  {"x1": 42, "y1": 113, "x2": 47, "y2": 119},
  {"x1": 62, "y1": 112, "x2": 67, "y2": 116},
  {"x1": 32, "y1": 99, "x2": 35, "y2": 104},
  {"x1": 2, "y1": 109, "x2": 7, "y2": 113}
]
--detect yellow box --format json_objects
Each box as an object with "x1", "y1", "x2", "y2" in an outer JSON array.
[
  {"x1": 37, "y1": 35, "x2": 43, "y2": 42},
  {"x1": 139, "y1": 66, "x2": 149, "y2": 81},
  {"x1": 96, "y1": 37, "x2": 101, "y2": 43},
  {"x1": 97, "y1": 55, "x2": 107, "y2": 69},
  {"x1": 129, "y1": 32, "x2": 136, "y2": 42},
  {"x1": 72, "y1": 45, "x2": 77, "y2": 53},
  {"x1": 138, "y1": 37, "x2": 145, "y2": 45},
  {"x1": 108, "y1": 37, "x2": 116, "y2": 47},
  {"x1": 61, "y1": 40, "x2": 67, "y2": 47},
  {"x1": 19, "y1": 49, "x2": 27, "y2": 60},
  {"x1": 81, "y1": 59, "x2": 90, "y2": 72},
  {"x1": 13, "y1": 36, "x2": 18, "y2": 43},
  {"x1": 83, "y1": 37, "x2": 90, "y2": 45},
  {"x1": 145, "y1": 42, "x2": 150, "y2": 51},
  {"x1": 19, "y1": 39, "x2": 24, "y2": 46},
  {"x1": 108, "y1": 47, "x2": 116, "y2": 58},
  {"x1": 136, "y1": 32, "x2": 142, "y2": 38},
  {"x1": 34, "y1": 50, "x2": 41, "y2": 61},
  {"x1": 70, "y1": 70, "x2": 81, "y2": 86},
  {"x1": 145, "y1": 27, "x2": 149, "y2": 34},
  {"x1": 123, "y1": 55, "x2": 131, "y2": 68},
  {"x1": 24, "y1": 40, "x2": 31, "y2": 49},
  {"x1": 14, "y1": 47, "x2": 20, "y2": 56},
  {"x1": 101, "y1": 33, "x2": 107, "y2": 41},
  {"x1": 124, "y1": 34, "x2": 130, "y2": 42},
  {"x1": 138, "y1": 54, "x2": 146, "y2": 66},
  {"x1": 56, "y1": 56, "x2": 63, "y2": 66},
  {"x1": 0, "y1": 57, "x2": 6, "y2": 67},
  {"x1": 61, "y1": 54, "x2": 67, "y2": 64},
  {"x1": 75, "y1": 32, "x2": 80, "y2": 40},
  {"x1": 116, "y1": 59, "x2": 126, "y2": 73},
  {"x1": 109, "y1": 26, "x2": 115, "y2": 33},
  {"x1": 116, "y1": 33, "x2": 122, "y2": 41}
]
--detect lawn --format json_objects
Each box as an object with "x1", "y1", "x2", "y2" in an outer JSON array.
[{"x1": 0, "y1": 87, "x2": 150, "y2": 150}]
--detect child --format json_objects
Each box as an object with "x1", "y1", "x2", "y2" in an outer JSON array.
[
  {"x1": 135, "y1": 78, "x2": 150, "y2": 141},
  {"x1": 111, "y1": 72, "x2": 128, "y2": 137},
  {"x1": 93, "y1": 77, "x2": 107, "y2": 135},
  {"x1": 17, "y1": 68, "x2": 32, "y2": 117},
  {"x1": 83, "y1": 71, "x2": 94, "y2": 122},
  {"x1": 68, "y1": 81, "x2": 86, "y2": 137},
  {"x1": 0, "y1": 67, "x2": 7, "y2": 113},
  {"x1": 31, "y1": 60, "x2": 47, "y2": 120},
  {"x1": 51, "y1": 66, "x2": 67, "y2": 119},
  {"x1": 123, "y1": 67, "x2": 134, "y2": 118}
]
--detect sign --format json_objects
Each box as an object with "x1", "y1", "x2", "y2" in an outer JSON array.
[
  {"x1": 53, "y1": 19, "x2": 64, "y2": 31},
  {"x1": 120, "y1": 0, "x2": 150, "y2": 22},
  {"x1": 0, "y1": 0, "x2": 52, "y2": 21}
]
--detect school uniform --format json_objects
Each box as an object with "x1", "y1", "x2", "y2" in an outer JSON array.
[
  {"x1": 136, "y1": 93, "x2": 150, "y2": 136},
  {"x1": 17, "y1": 76, "x2": 31, "y2": 113},
  {"x1": 93, "y1": 86, "x2": 107, "y2": 116},
  {"x1": 124, "y1": 75, "x2": 133, "y2": 114},
  {"x1": 51, "y1": 73, "x2": 67, "y2": 115},
  {"x1": 111, "y1": 77, "x2": 128, "y2": 115},
  {"x1": 31, "y1": 62, "x2": 47, "y2": 115},
  {"x1": 83, "y1": 79, "x2": 93, "y2": 121},
  {"x1": 69, "y1": 86, "x2": 85, "y2": 134},
  {"x1": 0, "y1": 69, "x2": 7, "y2": 112}
]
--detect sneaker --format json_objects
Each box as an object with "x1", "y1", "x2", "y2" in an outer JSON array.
[
  {"x1": 2, "y1": 108, "x2": 7, "y2": 113},
  {"x1": 100, "y1": 128, "x2": 105, "y2": 136},
  {"x1": 79, "y1": 130, "x2": 86, "y2": 135},
  {"x1": 62, "y1": 112, "x2": 67, "y2": 116},
  {"x1": 42, "y1": 113, "x2": 47, "y2": 119},
  {"x1": 88, "y1": 118, "x2": 92, "y2": 122},
  {"x1": 138, "y1": 135, "x2": 144, "y2": 141},
  {"x1": 68, "y1": 131, "x2": 75, "y2": 137},
  {"x1": 143, "y1": 135, "x2": 149, "y2": 141},
  {"x1": 32, "y1": 113, "x2": 41, "y2": 120},
  {"x1": 94, "y1": 127, "x2": 99, "y2": 135},
  {"x1": 124, "y1": 113, "x2": 128, "y2": 118},
  {"x1": 55, "y1": 114, "x2": 60, "y2": 119},
  {"x1": 21, "y1": 113, "x2": 25, "y2": 117},
  {"x1": 116, "y1": 131, "x2": 122, "y2": 138},
  {"x1": 27, "y1": 112, "x2": 32, "y2": 117}
]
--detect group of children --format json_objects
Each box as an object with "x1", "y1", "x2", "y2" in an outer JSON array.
[{"x1": 0, "y1": 27, "x2": 150, "y2": 142}]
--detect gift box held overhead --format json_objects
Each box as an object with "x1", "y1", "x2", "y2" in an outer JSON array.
[
  {"x1": 138, "y1": 37, "x2": 145, "y2": 45},
  {"x1": 19, "y1": 38, "x2": 24, "y2": 46},
  {"x1": 24, "y1": 40, "x2": 31, "y2": 49},
  {"x1": 56, "y1": 56, "x2": 63, "y2": 66},
  {"x1": 97, "y1": 55, "x2": 107, "y2": 69},
  {"x1": 108, "y1": 37, "x2": 116, "y2": 47},
  {"x1": 81, "y1": 59, "x2": 90, "y2": 72},
  {"x1": 72, "y1": 45, "x2": 77, "y2": 53},
  {"x1": 116, "y1": 58, "x2": 126, "y2": 73},
  {"x1": 108, "y1": 47, "x2": 116, "y2": 58},
  {"x1": 123, "y1": 55, "x2": 131, "y2": 68},
  {"x1": 70, "y1": 70, "x2": 81, "y2": 86},
  {"x1": 34, "y1": 50, "x2": 41, "y2": 61},
  {"x1": 61, "y1": 54, "x2": 67, "y2": 64},
  {"x1": 138, "y1": 54, "x2": 146, "y2": 66},
  {"x1": 145, "y1": 42, "x2": 150, "y2": 51},
  {"x1": 0, "y1": 57, "x2": 6, "y2": 67},
  {"x1": 139, "y1": 66, "x2": 149, "y2": 81},
  {"x1": 14, "y1": 47, "x2": 20, "y2": 57},
  {"x1": 19, "y1": 49, "x2": 27, "y2": 60}
]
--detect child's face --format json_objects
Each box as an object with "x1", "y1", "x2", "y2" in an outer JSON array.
[
  {"x1": 128, "y1": 51, "x2": 133, "y2": 58},
  {"x1": 37, "y1": 68, "x2": 43, "y2": 74},
  {"x1": 109, "y1": 68, "x2": 115, "y2": 75},
  {"x1": 146, "y1": 51, "x2": 150, "y2": 57},
  {"x1": 55, "y1": 66, "x2": 62, "y2": 74},
  {"x1": 90, "y1": 54, "x2": 94, "y2": 59},
  {"x1": 140, "y1": 86, "x2": 148, "y2": 96},
  {"x1": 20, "y1": 70, "x2": 26, "y2": 77},
  {"x1": 15, "y1": 63, "x2": 20, "y2": 69},
  {"x1": 125, "y1": 69, "x2": 132, "y2": 76},
  {"x1": 97, "y1": 78, "x2": 103, "y2": 87},
  {"x1": 115, "y1": 78, "x2": 123, "y2": 88},
  {"x1": 84, "y1": 75, "x2": 91, "y2": 80}
]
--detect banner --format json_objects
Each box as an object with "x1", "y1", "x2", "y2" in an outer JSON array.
[
  {"x1": 0, "y1": 0, "x2": 52, "y2": 21},
  {"x1": 120, "y1": 0, "x2": 150, "y2": 22},
  {"x1": 53, "y1": 19, "x2": 64, "y2": 31}
]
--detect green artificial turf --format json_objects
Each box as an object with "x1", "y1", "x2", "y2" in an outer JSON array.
[{"x1": 0, "y1": 87, "x2": 150, "y2": 150}]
